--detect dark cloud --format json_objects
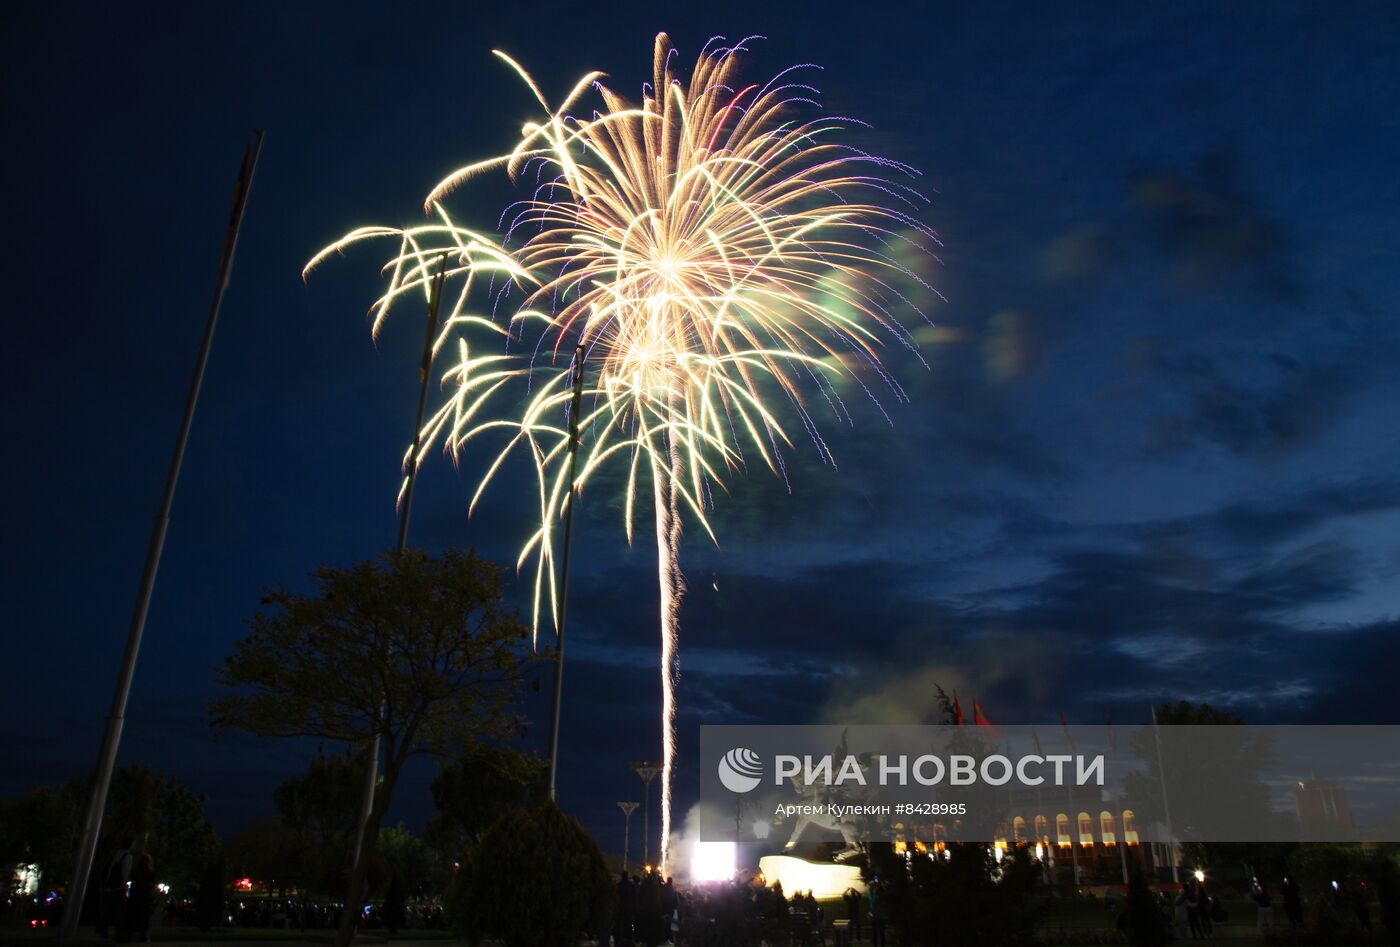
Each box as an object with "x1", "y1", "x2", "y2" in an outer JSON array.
[
  {"x1": 1144, "y1": 346, "x2": 1373, "y2": 456},
  {"x1": 1137, "y1": 477, "x2": 1400, "y2": 549},
  {"x1": 1130, "y1": 152, "x2": 1299, "y2": 299},
  {"x1": 1041, "y1": 151, "x2": 1298, "y2": 300}
]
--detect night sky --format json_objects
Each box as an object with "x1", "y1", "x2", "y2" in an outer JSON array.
[{"x1": 5, "y1": 1, "x2": 1400, "y2": 854}]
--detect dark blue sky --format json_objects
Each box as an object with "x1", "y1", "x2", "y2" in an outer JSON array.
[{"x1": 4, "y1": 1, "x2": 1400, "y2": 854}]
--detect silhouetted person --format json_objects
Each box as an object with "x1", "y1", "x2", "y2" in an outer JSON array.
[
  {"x1": 1282, "y1": 876, "x2": 1303, "y2": 929},
  {"x1": 636, "y1": 872, "x2": 666, "y2": 947},
  {"x1": 1180, "y1": 882, "x2": 1202, "y2": 940},
  {"x1": 661, "y1": 877, "x2": 679, "y2": 943},
  {"x1": 101, "y1": 836, "x2": 135, "y2": 942},
  {"x1": 614, "y1": 871, "x2": 636, "y2": 946},
  {"x1": 1251, "y1": 882, "x2": 1273, "y2": 934},
  {"x1": 127, "y1": 853, "x2": 156, "y2": 943},
  {"x1": 1195, "y1": 883, "x2": 1214, "y2": 941},
  {"x1": 844, "y1": 887, "x2": 863, "y2": 941},
  {"x1": 1356, "y1": 882, "x2": 1372, "y2": 930},
  {"x1": 868, "y1": 880, "x2": 886, "y2": 947}
]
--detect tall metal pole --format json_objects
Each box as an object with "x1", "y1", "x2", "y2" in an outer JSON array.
[
  {"x1": 545, "y1": 344, "x2": 586, "y2": 800},
  {"x1": 1150, "y1": 705, "x2": 1180, "y2": 883},
  {"x1": 618, "y1": 801, "x2": 639, "y2": 872},
  {"x1": 340, "y1": 255, "x2": 449, "y2": 945},
  {"x1": 1066, "y1": 780, "x2": 1081, "y2": 886},
  {"x1": 632, "y1": 762, "x2": 660, "y2": 869},
  {"x1": 60, "y1": 130, "x2": 264, "y2": 939},
  {"x1": 395, "y1": 255, "x2": 449, "y2": 554}
]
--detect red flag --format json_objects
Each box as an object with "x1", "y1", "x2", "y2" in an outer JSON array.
[
  {"x1": 973, "y1": 699, "x2": 1002, "y2": 740},
  {"x1": 1060, "y1": 710, "x2": 1075, "y2": 751},
  {"x1": 951, "y1": 691, "x2": 964, "y2": 725}
]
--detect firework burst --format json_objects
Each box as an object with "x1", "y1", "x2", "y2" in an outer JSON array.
[{"x1": 308, "y1": 32, "x2": 936, "y2": 871}]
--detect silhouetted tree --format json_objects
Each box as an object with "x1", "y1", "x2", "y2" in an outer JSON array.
[
  {"x1": 427, "y1": 743, "x2": 546, "y2": 856},
  {"x1": 449, "y1": 802, "x2": 612, "y2": 947},
  {"x1": 0, "y1": 784, "x2": 82, "y2": 893},
  {"x1": 273, "y1": 752, "x2": 361, "y2": 897},
  {"x1": 376, "y1": 822, "x2": 433, "y2": 900},
  {"x1": 211, "y1": 548, "x2": 531, "y2": 947},
  {"x1": 1125, "y1": 700, "x2": 1280, "y2": 872}
]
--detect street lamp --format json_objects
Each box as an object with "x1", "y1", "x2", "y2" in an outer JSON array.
[
  {"x1": 618, "y1": 801, "x2": 639, "y2": 872},
  {"x1": 631, "y1": 761, "x2": 662, "y2": 870}
]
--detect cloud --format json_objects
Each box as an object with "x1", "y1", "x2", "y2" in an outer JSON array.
[
  {"x1": 1145, "y1": 347, "x2": 1374, "y2": 456},
  {"x1": 1136, "y1": 477, "x2": 1400, "y2": 548},
  {"x1": 1040, "y1": 150, "x2": 1298, "y2": 300},
  {"x1": 1129, "y1": 151, "x2": 1299, "y2": 299}
]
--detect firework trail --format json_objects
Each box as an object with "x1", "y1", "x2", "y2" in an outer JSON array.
[{"x1": 308, "y1": 33, "x2": 936, "y2": 872}]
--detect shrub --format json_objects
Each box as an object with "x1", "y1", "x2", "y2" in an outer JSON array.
[{"x1": 449, "y1": 801, "x2": 612, "y2": 947}]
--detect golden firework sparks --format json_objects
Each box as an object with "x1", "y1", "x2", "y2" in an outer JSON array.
[{"x1": 308, "y1": 33, "x2": 936, "y2": 872}]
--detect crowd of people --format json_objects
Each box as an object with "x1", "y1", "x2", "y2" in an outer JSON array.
[
  {"x1": 613, "y1": 874, "x2": 887, "y2": 947},
  {"x1": 1123, "y1": 873, "x2": 1379, "y2": 943},
  {"x1": 18, "y1": 835, "x2": 448, "y2": 940},
  {"x1": 612, "y1": 869, "x2": 682, "y2": 945}
]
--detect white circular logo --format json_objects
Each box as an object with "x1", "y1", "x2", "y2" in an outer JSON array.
[{"x1": 718, "y1": 747, "x2": 763, "y2": 793}]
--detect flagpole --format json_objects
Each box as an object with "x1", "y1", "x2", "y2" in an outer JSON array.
[
  {"x1": 1104, "y1": 721, "x2": 1129, "y2": 884},
  {"x1": 60, "y1": 129, "x2": 265, "y2": 939},
  {"x1": 338, "y1": 254, "x2": 449, "y2": 947},
  {"x1": 1150, "y1": 705, "x2": 1180, "y2": 883},
  {"x1": 1061, "y1": 714, "x2": 1081, "y2": 887},
  {"x1": 546, "y1": 344, "x2": 587, "y2": 800}
]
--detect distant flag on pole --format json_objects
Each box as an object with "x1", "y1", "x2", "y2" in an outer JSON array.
[
  {"x1": 951, "y1": 691, "x2": 965, "y2": 725},
  {"x1": 973, "y1": 699, "x2": 1001, "y2": 739},
  {"x1": 1031, "y1": 725, "x2": 1044, "y2": 757},
  {"x1": 1060, "y1": 710, "x2": 1076, "y2": 751}
]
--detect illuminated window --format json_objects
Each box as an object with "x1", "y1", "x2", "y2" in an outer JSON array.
[
  {"x1": 1100, "y1": 811, "x2": 1117, "y2": 846},
  {"x1": 1034, "y1": 815, "x2": 1049, "y2": 843},
  {"x1": 1078, "y1": 812, "x2": 1095, "y2": 846},
  {"x1": 1056, "y1": 813, "x2": 1071, "y2": 847},
  {"x1": 1123, "y1": 809, "x2": 1139, "y2": 845},
  {"x1": 1013, "y1": 816, "x2": 1026, "y2": 842}
]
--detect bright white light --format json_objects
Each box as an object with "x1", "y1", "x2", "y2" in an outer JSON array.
[
  {"x1": 13, "y1": 864, "x2": 39, "y2": 897},
  {"x1": 1195, "y1": 870, "x2": 1206, "y2": 883},
  {"x1": 691, "y1": 841, "x2": 736, "y2": 883},
  {"x1": 758, "y1": 855, "x2": 865, "y2": 900}
]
